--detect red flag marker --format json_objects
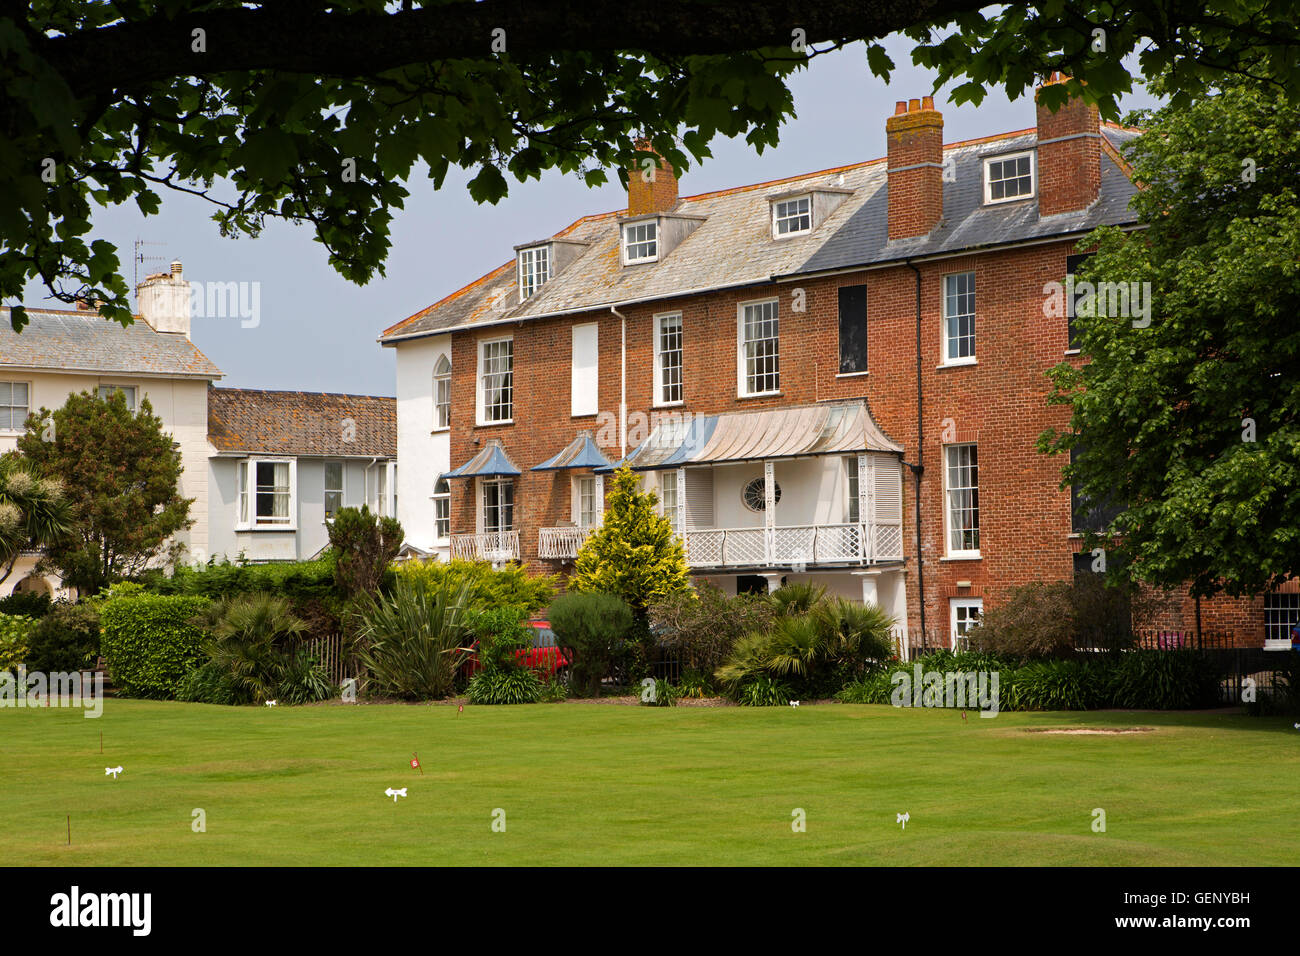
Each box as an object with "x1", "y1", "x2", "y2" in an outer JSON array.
[
  {"x1": 410, "y1": 753, "x2": 423, "y2": 775},
  {"x1": 457, "y1": 704, "x2": 464, "y2": 715}
]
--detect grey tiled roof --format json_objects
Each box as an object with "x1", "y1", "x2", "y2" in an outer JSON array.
[
  {"x1": 208, "y1": 387, "x2": 396, "y2": 458},
  {"x1": 381, "y1": 125, "x2": 1140, "y2": 343},
  {"x1": 0, "y1": 308, "x2": 223, "y2": 378},
  {"x1": 796, "y1": 129, "x2": 1140, "y2": 275}
]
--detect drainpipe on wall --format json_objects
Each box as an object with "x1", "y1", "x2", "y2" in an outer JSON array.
[
  {"x1": 905, "y1": 260, "x2": 927, "y2": 641},
  {"x1": 610, "y1": 305, "x2": 628, "y2": 457}
]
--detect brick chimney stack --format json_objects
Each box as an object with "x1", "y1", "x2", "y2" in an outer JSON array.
[
  {"x1": 886, "y1": 96, "x2": 944, "y2": 240},
  {"x1": 1035, "y1": 73, "x2": 1101, "y2": 217},
  {"x1": 137, "y1": 259, "x2": 192, "y2": 339},
  {"x1": 627, "y1": 140, "x2": 679, "y2": 216}
]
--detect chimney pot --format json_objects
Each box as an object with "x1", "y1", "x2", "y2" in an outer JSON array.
[
  {"x1": 886, "y1": 97, "x2": 945, "y2": 240},
  {"x1": 627, "y1": 139, "x2": 679, "y2": 216},
  {"x1": 921, "y1": 96, "x2": 934, "y2": 111},
  {"x1": 170, "y1": 260, "x2": 183, "y2": 277}
]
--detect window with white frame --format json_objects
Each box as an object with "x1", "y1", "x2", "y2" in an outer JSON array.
[
  {"x1": 238, "y1": 459, "x2": 295, "y2": 529},
  {"x1": 844, "y1": 456, "x2": 860, "y2": 524},
  {"x1": 372, "y1": 461, "x2": 396, "y2": 517},
  {"x1": 623, "y1": 220, "x2": 658, "y2": 264},
  {"x1": 482, "y1": 478, "x2": 514, "y2": 533},
  {"x1": 654, "y1": 312, "x2": 683, "y2": 405},
  {"x1": 517, "y1": 245, "x2": 551, "y2": 300},
  {"x1": 433, "y1": 355, "x2": 451, "y2": 430},
  {"x1": 1264, "y1": 592, "x2": 1299, "y2": 648},
  {"x1": 433, "y1": 478, "x2": 451, "y2": 540},
  {"x1": 0, "y1": 381, "x2": 29, "y2": 431},
  {"x1": 983, "y1": 151, "x2": 1034, "y2": 204},
  {"x1": 97, "y1": 384, "x2": 137, "y2": 412},
  {"x1": 942, "y1": 272, "x2": 976, "y2": 364},
  {"x1": 739, "y1": 299, "x2": 780, "y2": 396},
  {"x1": 660, "y1": 471, "x2": 679, "y2": 533},
  {"x1": 944, "y1": 444, "x2": 980, "y2": 556},
  {"x1": 772, "y1": 195, "x2": 812, "y2": 238},
  {"x1": 950, "y1": 598, "x2": 983, "y2": 647},
  {"x1": 478, "y1": 338, "x2": 513, "y2": 424},
  {"x1": 324, "y1": 461, "x2": 344, "y2": 519},
  {"x1": 575, "y1": 475, "x2": 598, "y2": 529}
]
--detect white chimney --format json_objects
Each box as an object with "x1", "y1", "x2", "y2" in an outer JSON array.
[{"x1": 137, "y1": 259, "x2": 191, "y2": 338}]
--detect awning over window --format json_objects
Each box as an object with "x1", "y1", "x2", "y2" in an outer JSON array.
[
  {"x1": 531, "y1": 430, "x2": 615, "y2": 471},
  {"x1": 598, "y1": 400, "x2": 902, "y2": 472},
  {"x1": 443, "y1": 439, "x2": 522, "y2": 478}
]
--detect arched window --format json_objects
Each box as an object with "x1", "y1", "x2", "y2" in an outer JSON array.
[
  {"x1": 433, "y1": 478, "x2": 450, "y2": 540},
  {"x1": 433, "y1": 355, "x2": 451, "y2": 430}
]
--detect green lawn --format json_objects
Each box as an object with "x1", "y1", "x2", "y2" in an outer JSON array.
[{"x1": 4, "y1": 699, "x2": 1296, "y2": 865}]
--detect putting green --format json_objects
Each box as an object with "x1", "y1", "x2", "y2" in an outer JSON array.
[{"x1": 4, "y1": 699, "x2": 1296, "y2": 865}]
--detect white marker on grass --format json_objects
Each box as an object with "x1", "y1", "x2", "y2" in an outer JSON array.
[
  {"x1": 385, "y1": 787, "x2": 407, "y2": 802},
  {"x1": 105, "y1": 766, "x2": 123, "y2": 779}
]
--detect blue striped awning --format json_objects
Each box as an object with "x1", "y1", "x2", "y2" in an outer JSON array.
[
  {"x1": 532, "y1": 431, "x2": 615, "y2": 471},
  {"x1": 443, "y1": 439, "x2": 521, "y2": 478}
]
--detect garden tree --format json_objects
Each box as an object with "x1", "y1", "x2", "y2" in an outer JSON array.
[
  {"x1": 16, "y1": 390, "x2": 192, "y2": 595},
  {"x1": 6, "y1": 1, "x2": 1300, "y2": 330},
  {"x1": 571, "y1": 466, "x2": 690, "y2": 613},
  {"x1": 325, "y1": 505, "x2": 403, "y2": 598},
  {"x1": 0, "y1": 451, "x2": 72, "y2": 587},
  {"x1": 1039, "y1": 76, "x2": 1300, "y2": 599}
]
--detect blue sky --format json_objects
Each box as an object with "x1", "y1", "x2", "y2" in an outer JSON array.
[{"x1": 24, "y1": 37, "x2": 1160, "y2": 396}]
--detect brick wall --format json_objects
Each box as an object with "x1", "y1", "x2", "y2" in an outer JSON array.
[{"x1": 444, "y1": 236, "x2": 1265, "y2": 647}]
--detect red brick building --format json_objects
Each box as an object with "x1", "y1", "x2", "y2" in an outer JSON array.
[{"x1": 380, "y1": 79, "x2": 1292, "y2": 652}]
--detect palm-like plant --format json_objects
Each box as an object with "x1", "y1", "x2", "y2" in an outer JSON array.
[
  {"x1": 353, "y1": 576, "x2": 473, "y2": 699},
  {"x1": 761, "y1": 614, "x2": 828, "y2": 677},
  {"x1": 767, "y1": 582, "x2": 825, "y2": 618},
  {"x1": 0, "y1": 453, "x2": 72, "y2": 587},
  {"x1": 205, "y1": 593, "x2": 308, "y2": 704},
  {"x1": 813, "y1": 598, "x2": 898, "y2": 670}
]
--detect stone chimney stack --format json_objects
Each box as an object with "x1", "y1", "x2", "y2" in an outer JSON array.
[
  {"x1": 137, "y1": 259, "x2": 191, "y2": 338},
  {"x1": 627, "y1": 140, "x2": 679, "y2": 216},
  {"x1": 1035, "y1": 73, "x2": 1101, "y2": 217},
  {"x1": 886, "y1": 96, "x2": 944, "y2": 240}
]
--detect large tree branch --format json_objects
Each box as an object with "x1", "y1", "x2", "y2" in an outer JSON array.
[{"x1": 41, "y1": 0, "x2": 981, "y2": 98}]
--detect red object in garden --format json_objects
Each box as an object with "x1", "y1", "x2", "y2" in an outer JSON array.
[{"x1": 461, "y1": 620, "x2": 570, "y2": 678}]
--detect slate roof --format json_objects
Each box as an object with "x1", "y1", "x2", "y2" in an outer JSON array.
[
  {"x1": 380, "y1": 125, "x2": 1141, "y2": 344},
  {"x1": 208, "y1": 387, "x2": 396, "y2": 458},
  {"x1": 0, "y1": 307, "x2": 222, "y2": 379}
]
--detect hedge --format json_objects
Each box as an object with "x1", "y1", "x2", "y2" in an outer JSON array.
[
  {"x1": 100, "y1": 594, "x2": 212, "y2": 699},
  {"x1": 144, "y1": 557, "x2": 338, "y2": 601},
  {"x1": 0, "y1": 612, "x2": 36, "y2": 672}
]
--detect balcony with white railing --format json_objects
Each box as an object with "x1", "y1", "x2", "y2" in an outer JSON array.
[
  {"x1": 537, "y1": 526, "x2": 594, "y2": 560},
  {"x1": 682, "y1": 521, "x2": 903, "y2": 569},
  {"x1": 449, "y1": 530, "x2": 520, "y2": 564}
]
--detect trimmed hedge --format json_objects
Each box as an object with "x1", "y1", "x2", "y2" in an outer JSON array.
[
  {"x1": 837, "y1": 650, "x2": 1225, "y2": 712},
  {"x1": 144, "y1": 558, "x2": 338, "y2": 601},
  {"x1": 100, "y1": 594, "x2": 211, "y2": 699}
]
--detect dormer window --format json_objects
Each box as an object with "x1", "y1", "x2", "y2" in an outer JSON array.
[
  {"x1": 772, "y1": 195, "x2": 812, "y2": 238},
  {"x1": 517, "y1": 245, "x2": 552, "y2": 300},
  {"x1": 623, "y1": 221, "x2": 658, "y2": 264},
  {"x1": 983, "y1": 151, "x2": 1035, "y2": 204}
]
